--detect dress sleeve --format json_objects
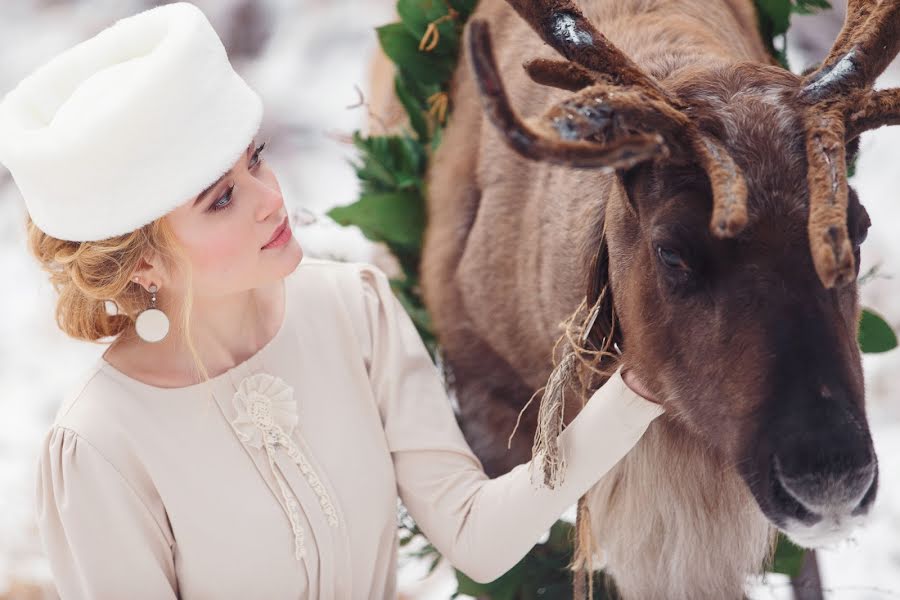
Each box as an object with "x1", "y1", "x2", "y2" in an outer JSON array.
[
  {"x1": 35, "y1": 425, "x2": 178, "y2": 600},
  {"x1": 358, "y1": 264, "x2": 664, "y2": 584}
]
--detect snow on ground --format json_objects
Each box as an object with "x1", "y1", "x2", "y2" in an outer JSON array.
[{"x1": 0, "y1": 1, "x2": 897, "y2": 599}]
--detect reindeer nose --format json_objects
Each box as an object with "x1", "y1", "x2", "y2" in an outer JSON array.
[
  {"x1": 770, "y1": 394, "x2": 877, "y2": 517},
  {"x1": 773, "y1": 452, "x2": 876, "y2": 516}
]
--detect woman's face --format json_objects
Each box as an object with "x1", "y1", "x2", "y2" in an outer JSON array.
[{"x1": 158, "y1": 138, "x2": 303, "y2": 299}]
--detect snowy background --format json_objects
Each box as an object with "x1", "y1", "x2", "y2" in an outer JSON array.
[{"x1": 0, "y1": 1, "x2": 897, "y2": 599}]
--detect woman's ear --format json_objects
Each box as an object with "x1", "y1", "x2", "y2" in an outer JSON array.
[{"x1": 131, "y1": 253, "x2": 169, "y2": 291}]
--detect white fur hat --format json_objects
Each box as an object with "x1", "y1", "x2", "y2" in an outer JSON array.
[{"x1": 0, "y1": 2, "x2": 263, "y2": 242}]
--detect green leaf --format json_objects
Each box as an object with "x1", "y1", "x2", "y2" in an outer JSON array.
[
  {"x1": 427, "y1": 553, "x2": 442, "y2": 575},
  {"x1": 351, "y1": 132, "x2": 426, "y2": 194},
  {"x1": 377, "y1": 23, "x2": 455, "y2": 86},
  {"x1": 769, "y1": 533, "x2": 806, "y2": 577},
  {"x1": 397, "y1": 0, "x2": 461, "y2": 57},
  {"x1": 397, "y1": 0, "x2": 438, "y2": 38},
  {"x1": 753, "y1": 0, "x2": 831, "y2": 68},
  {"x1": 456, "y1": 561, "x2": 526, "y2": 600},
  {"x1": 448, "y1": 0, "x2": 478, "y2": 19},
  {"x1": 793, "y1": 0, "x2": 831, "y2": 15},
  {"x1": 394, "y1": 73, "x2": 430, "y2": 142},
  {"x1": 545, "y1": 520, "x2": 576, "y2": 551},
  {"x1": 327, "y1": 191, "x2": 424, "y2": 250},
  {"x1": 757, "y1": 0, "x2": 791, "y2": 37},
  {"x1": 859, "y1": 308, "x2": 898, "y2": 353},
  {"x1": 400, "y1": 68, "x2": 444, "y2": 102},
  {"x1": 847, "y1": 150, "x2": 859, "y2": 178}
]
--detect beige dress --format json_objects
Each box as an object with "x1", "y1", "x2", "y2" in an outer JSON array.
[{"x1": 34, "y1": 257, "x2": 664, "y2": 599}]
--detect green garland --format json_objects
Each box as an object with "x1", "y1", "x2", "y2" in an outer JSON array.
[
  {"x1": 328, "y1": 0, "x2": 477, "y2": 359},
  {"x1": 326, "y1": 0, "x2": 896, "y2": 596}
]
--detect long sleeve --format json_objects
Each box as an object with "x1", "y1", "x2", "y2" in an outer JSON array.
[
  {"x1": 357, "y1": 264, "x2": 664, "y2": 584},
  {"x1": 35, "y1": 425, "x2": 178, "y2": 600}
]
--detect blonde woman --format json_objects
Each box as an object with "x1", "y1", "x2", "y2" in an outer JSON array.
[{"x1": 0, "y1": 3, "x2": 663, "y2": 598}]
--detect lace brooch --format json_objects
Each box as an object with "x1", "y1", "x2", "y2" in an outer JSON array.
[{"x1": 231, "y1": 373, "x2": 339, "y2": 561}]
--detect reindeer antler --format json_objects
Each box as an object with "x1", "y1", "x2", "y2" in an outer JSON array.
[
  {"x1": 469, "y1": 21, "x2": 667, "y2": 170},
  {"x1": 798, "y1": 0, "x2": 900, "y2": 288},
  {"x1": 523, "y1": 58, "x2": 600, "y2": 92},
  {"x1": 801, "y1": 0, "x2": 899, "y2": 101},
  {"x1": 847, "y1": 87, "x2": 900, "y2": 138},
  {"x1": 503, "y1": 0, "x2": 678, "y2": 103},
  {"x1": 467, "y1": 3, "x2": 750, "y2": 239}
]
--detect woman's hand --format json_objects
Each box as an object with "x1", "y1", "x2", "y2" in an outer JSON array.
[{"x1": 621, "y1": 367, "x2": 663, "y2": 406}]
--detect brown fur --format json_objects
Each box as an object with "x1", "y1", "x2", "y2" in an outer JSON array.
[
  {"x1": 413, "y1": 0, "x2": 894, "y2": 597},
  {"x1": 423, "y1": 0, "x2": 774, "y2": 465},
  {"x1": 419, "y1": 4, "x2": 778, "y2": 595}
]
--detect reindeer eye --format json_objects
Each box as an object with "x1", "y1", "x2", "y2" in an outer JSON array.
[{"x1": 656, "y1": 246, "x2": 688, "y2": 270}]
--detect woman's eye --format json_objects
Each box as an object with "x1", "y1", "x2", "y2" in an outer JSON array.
[
  {"x1": 210, "y1": 184, "x2": 234, "y2": 212},
  {"x1": 657, "y1": 245, "x2": 688, "y2": 270},
  {"x1": 208, "y1": 142, "x2": 266, "y2": 213},
  {"x1": 250, "y1": 142, "x2": 266, "y2": 169}
]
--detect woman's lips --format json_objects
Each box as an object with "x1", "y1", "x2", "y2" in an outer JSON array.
[{"x1": 262, "y1": 216, "x2": 290, "y2": 249}]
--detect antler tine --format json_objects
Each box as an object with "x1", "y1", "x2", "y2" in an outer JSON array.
[
  {"x1": 523, "y1": 58, "x2": 600, "y2": 92},
  {"x1": 805, "y1": 109, "x2": 856, "y2": 288},
  {"x1": 542, "y1": 82, "x2": 750, "y2": 237},
  {"x1": 847, "y1": 87, "x2": 900, "y2": 138},
  {"x1": 817, "y1": 0, "x2": 876, "y2": 73},
  {"x1": 543, "y1": 84, "x2": 695, "y2": 149},
  {"x1": 801, "y1": 0, "x2": 900, "y2": 102},
  {"x1": 504, "y1": 0, "x2": 678, "y2": 104},
  {"x1": 691, "y1": 134, "x2": 749, "y2": 238},
  {"x1": 468, "y1": 20, "x2": 666, "y2": 170}
]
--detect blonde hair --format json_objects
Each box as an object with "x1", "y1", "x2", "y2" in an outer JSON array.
[{"x1": 25, "y1": 213, "x2": 211, "y2": 385}]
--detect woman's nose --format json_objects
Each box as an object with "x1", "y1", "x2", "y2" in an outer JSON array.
[{"x1": 251, "y1": 175, "x2": 284, "y2": 220}]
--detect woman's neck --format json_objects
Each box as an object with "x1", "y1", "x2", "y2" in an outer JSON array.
[{"x1": 104, "y1": 278, "x2": 285, "y2": 387}]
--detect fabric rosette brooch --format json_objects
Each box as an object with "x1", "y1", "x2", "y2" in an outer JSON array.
[
  {"x1": 231, "y1": 372, "x2": 298, "y2": 447},
  {"x1": 230, "y1": 372, "x2": 339, "y2": 561}
]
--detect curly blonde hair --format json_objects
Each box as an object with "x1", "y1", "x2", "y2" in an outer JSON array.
[{"x1": 25, "y1": 213, "x2": 211, "y2": 384}]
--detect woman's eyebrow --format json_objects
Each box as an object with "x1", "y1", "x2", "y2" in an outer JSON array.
[{"x1": 192, "y1": 141, "x2": 256, "y2": 207}]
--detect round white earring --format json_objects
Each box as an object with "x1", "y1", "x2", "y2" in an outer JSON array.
[{"x1": 135, "y1": 282, "x2": 170, "y2": 343}]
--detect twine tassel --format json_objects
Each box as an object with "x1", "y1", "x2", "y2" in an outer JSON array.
[
  {"x1": 531, "y1": 350, "x2": 578, "y2": 488},
  {"x1": 571, "y1": 495, "x2": 597, "y2": 599}
]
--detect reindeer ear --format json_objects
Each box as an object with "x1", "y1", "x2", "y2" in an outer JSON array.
[
  {"x1": 584, "y1": 230, "x2": 620, "y2": 353},
  {"x1": 616, "y1": 163, "x2": 648, "y2": 216}
]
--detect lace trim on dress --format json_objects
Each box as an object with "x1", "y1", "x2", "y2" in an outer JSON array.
[{"x1": 230, "y1": 372, "x2": 339, "y2": 561}]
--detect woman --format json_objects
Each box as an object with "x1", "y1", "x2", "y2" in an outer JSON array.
[{"x1": 0, "y1": 3, "x2": 664, "y2": 598}]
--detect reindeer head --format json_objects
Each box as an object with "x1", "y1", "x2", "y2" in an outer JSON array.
[{"x1": 468, "y1": 0, "x2": 899, "y2": 547}]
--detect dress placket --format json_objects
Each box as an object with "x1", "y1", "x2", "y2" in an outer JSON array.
[{"x1": 211, "y1": 354, "x2": 344, "y2": 596}]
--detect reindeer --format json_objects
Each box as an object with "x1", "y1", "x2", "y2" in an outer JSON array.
[{"x1": 418, "y1": 0, "x2": 899, "y2": 597}]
